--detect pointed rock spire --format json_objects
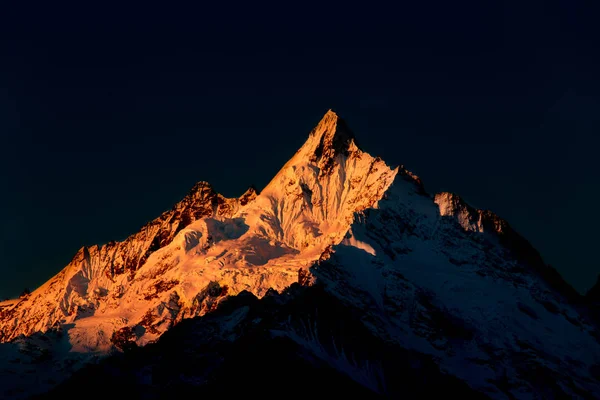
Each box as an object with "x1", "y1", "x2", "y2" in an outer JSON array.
[
  {"x1": 187, "y1": 181, "x2": 215, "y2": 196},
  {"x1": 299, "y1": 109, "x2": 359, "y2": 177},
  {"x1": 309, "y1": 109, "x2": 357, "y2": 158},
  {"x1": 239, "y1": 185, "x2": 258, "y2": 206}
]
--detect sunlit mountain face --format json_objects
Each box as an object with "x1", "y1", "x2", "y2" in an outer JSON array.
[{"x1": 2, "y1": 111, "x2": 600, "y2": 399}]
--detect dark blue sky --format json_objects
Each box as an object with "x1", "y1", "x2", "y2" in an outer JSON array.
[{"x1": 1, "y1": 2, "x2": 599, "y2": 298}]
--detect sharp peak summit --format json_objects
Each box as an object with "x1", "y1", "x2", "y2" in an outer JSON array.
[
  {"x1": 267, "y1": 109, "x2": 362, "y2": 180},
  {"x1": 307, "y1": 109, "x2": 358, "y2": 151},
  {"x1": 187, "y1": 110, "x2": 356, "y2": 199}
]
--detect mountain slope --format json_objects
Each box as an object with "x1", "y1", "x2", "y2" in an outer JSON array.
[
  {"x1": 1, "y1": 110, "x2": 599, "y2": 399},
  {"x1": 0, "y1": 181, "x2": 257, "y2": 344},
  {"x1": 35, "y1": 285, "x2": 488, "y2": 400},
  {"x1": 311, "y1": 175, "x2": 600, "y2": 398}
]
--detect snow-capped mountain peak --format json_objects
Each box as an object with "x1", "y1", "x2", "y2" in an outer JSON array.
[
  {"x1": 2, "y1": 110, "x2": 599, "y2": 399},
  {"x1": 305, "y1": 109, "x2": 358, "y2": 168}
]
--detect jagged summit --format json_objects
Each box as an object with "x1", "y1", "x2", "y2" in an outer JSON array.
[
  {"x1": 239, "y1": 185, "x2": 258, "y2": 206},
  {"x1": 187, "y1": 180, "x2": 213, "y2": 193},
  {"x1": 252, "y1": 110, "x2": 396, "y2": 250},
  {"x1": 183, "y1": 181, "x2": 258, "y2": 208},
  {"x1": 262, "y1": 110, "x2": 370, "y2": 194},
  {"x1": 435, "y1": 192, "x2": 491, "y2": 233},
  {"x1": 303, "y1": 110, "x2": 358, "y2": 174},
  {"x1": 309, "y1": 109, "x2": 357, "y2": 149}
]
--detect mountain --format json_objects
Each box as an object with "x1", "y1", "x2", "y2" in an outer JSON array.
[{"x1": 2, "y1": 110, "x2": 600, "y2": 399}]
